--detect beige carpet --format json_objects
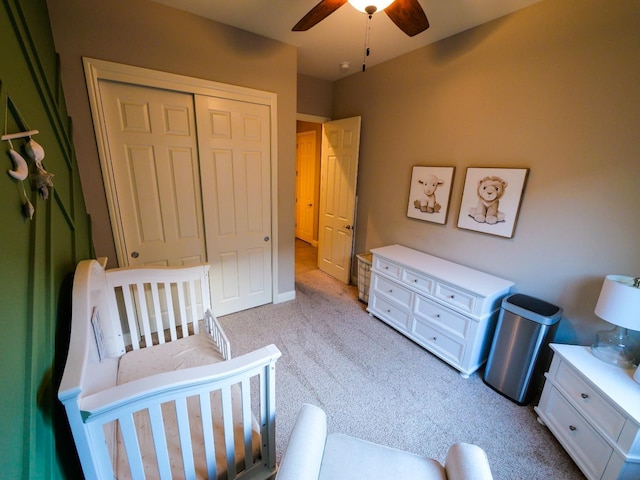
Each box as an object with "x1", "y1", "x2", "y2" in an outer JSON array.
[{"x1": 220, "y1": 269, "x2": 584, "y2": 479}]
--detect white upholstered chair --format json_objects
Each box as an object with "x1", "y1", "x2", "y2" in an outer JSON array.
[{"x1": 276, "y1": 404, "x2": 493, "y2": 480}]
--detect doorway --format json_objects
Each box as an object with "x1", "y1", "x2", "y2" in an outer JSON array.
[
  {"x1": 295, "y1": 238, "x2": 318, "y2": 276},
  {"x1": 294, "y1": 116, "x2": 361, "y2": 283},
  {"x1": 295, "y1": 119, "x2": 321, "y2": 276}
]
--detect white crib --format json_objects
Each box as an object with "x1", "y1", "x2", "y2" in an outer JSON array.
[{"x1": 58, "y1": 258, "x2": 281, "y2": 480}]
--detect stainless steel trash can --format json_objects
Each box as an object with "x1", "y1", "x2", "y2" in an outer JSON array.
[{"x1": 483, "y1": 294, "x2": 562, "y2": 405}]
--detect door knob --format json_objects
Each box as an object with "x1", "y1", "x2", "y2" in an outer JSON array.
[
  {"x1": 131, "y1": 251, "x2": 139, "y2": 259},
  {"x1": 264, "y1": 236, "x2": 270, "y2": 242}
]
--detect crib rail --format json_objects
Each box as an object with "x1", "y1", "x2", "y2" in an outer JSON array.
[
  {"x1": 105, "y1": 264, "x2": 213, "y2": 351},
  {"x1": 79, "y1": 344, "x2": 281, "y2": 480},
  {"x1": 205, "y1": 309, "x2": 231, "y2": 360}
]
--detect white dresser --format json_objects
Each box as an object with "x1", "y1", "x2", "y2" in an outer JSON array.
[
  {"x1": 366, "y1": 245, "x2": 514, "y2": 378},
  {"x1": 535, "y1": 344, "x2": 640, "y2": 480}
]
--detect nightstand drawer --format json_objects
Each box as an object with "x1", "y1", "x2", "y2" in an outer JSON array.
[
  {"x1": 401, "y1": 269, "x2": 434, "y2": 295},
  {"x1": 374, "y1": 257, "x2": 401, "y2": 279},
  {"x1": 372, "y1": 274, "x2": 412, "y2": 309},
  {"x1": 369, "y1": 294, "x2": 411, "y2": 330},
  {"x1": 555, "y1": 360, "x2": 626, "y2": 440},
  {"x1": 413, "y1": 296, "x2": 471, "y2": 340},
  {"x1": 434, "y1": 282, "x2": 477, "y2": 314},
  {"x1": 543, "y1": 385, "x2": 613, "y2": 480}
]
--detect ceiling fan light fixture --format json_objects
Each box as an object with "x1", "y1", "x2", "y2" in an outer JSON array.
[{"x1": 347, "y1": 0, "x2": 395, "y2": 14}]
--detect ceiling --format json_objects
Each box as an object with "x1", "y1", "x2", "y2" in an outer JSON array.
[{"x1": 151, "y1": 0, "x2": 543, "y2": 81}]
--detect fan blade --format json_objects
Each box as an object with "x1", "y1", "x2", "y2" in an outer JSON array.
[
  {"x1": 293, "y1": 0, "x2": 348, "y2": 31},
  {"x1": 385, "y1": 0, "x2": 429, "y2": 37}
]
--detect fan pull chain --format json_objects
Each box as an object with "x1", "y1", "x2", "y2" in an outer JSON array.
[{"x1": 362, "y1": 13, "x2": 373, "y2": 72}]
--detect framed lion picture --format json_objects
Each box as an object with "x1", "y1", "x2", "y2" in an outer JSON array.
[
  {"x1": 457, "y1": 167, "x2": 529, "y2": 238},
  {"x1": 407, "y1": 166, "x2": 455, "y2": 225}
]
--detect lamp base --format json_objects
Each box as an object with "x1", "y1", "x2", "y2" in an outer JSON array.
[{"x1": 591, "y1": 326, "x2": 640, "y2": 369}]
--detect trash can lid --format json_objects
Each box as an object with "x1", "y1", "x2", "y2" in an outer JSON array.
[{"x1": 502, "y1": 293, "x2": 563, "y2": 323}]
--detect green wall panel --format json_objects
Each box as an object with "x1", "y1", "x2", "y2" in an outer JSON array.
[{"x1": 0, "y1": 0, "x2": 91, "y2": 478}]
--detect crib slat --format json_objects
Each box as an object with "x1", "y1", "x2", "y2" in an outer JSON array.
[
  {"x1": 200, "y1": 266, "x2": 211, "y2": 312},
  {"x1": 148, "y1": 404, "x2": 172, "y2": 480},
  {"x1": 188, "y1": 279, "x2": 200, "y2": 334},
  {"x1": 150, "y1": 282, "x2": 166, "y2": 345},
  {"x1": 136, "y1": 282, "x2": 154, "y2": 347},
  {"x1": 122, "y1": 285, "x2": 141, "y2": 350},
  {"x1": 162, "y1": 282, "x2": 178, "y2": 341},
  {"x1": 199, "y1": 392, "x2": 218, "y2": 479},
  {"x1": 241, "y1": 378, "x2": 254, "y2": 468},
  {"x1": 177, "y1": 281, "x2": 189, "y2": 337},
  {"x1": 120, "y1": 414, "x2": 146, "y2": 479},
  {"x1": 85, "y1": 420, "x2": 117, "y2": 479},
  {"x1": 261, "y1": 362, "x2": 277, "y2": 470},
  {"x1": 175, "y1": 397, "x2": 196, "y2": 479},
  {"x1": 221, "y1": 385, "x2": 237, "y2": 479}
]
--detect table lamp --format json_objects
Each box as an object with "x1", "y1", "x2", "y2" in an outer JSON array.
[{"x1": 591, "y1": 275, "x2": 640, "y2": 370}]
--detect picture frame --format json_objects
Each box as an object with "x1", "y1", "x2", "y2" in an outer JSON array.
[
  {"x1": 457, "y1": 167, "x2": 529, "y2": 238},
  {"x1": 407, "y1": 166, "x2": 455, "y2": 225}
]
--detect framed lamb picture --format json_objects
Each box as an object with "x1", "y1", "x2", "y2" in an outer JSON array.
[
  {"x1": 407, "y1": 166, "x2": 455, "y2": 225},
  {"x1": 457, "y1": 167, "x2": 529, "y2": 238}
]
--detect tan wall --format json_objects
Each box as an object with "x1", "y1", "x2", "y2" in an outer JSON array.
[
  {"x1": 333, "y1": 0, "x2": 640, "y2": 344},
  {"x1": 46, "y1": 0, "x2": 297, "y2": 295},
  {"x1": 297, "y1": 74, "x2": 333, "y2": 117}
]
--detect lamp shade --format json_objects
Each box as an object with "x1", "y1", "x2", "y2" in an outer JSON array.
[
  {"x1": 594, "y1": 275, "x2": 640, "y2": 331},
  {"x1": 348, "y1": 0, "x2": 395, "y2": 13}
]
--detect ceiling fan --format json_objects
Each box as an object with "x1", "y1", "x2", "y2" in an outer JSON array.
[{"x1": 292, "y1": 0, "x2": 429, "y2": 37}]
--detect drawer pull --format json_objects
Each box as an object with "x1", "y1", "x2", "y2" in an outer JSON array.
[
  {"x1": 414, "y1": 279, "x2": 418, "y2": 283},
  {"x1": 389, "y1": 289, "x2": 393, "y2": 293},
  {"x1": 449, "y1": 295, "x2": 455, "y2": 299},
  {"x1": 569, "y1": 425, "x2": 577, "y2": 431},
  {"x1": 385, "y1": 266, "x2": 389, "y2": 270},
  {"x1": 434, "y1": 314, "x2": 440, "y2": 318},
  {"x1": 580, "y1": 393, "x2": 589, "y2": 399},
  {"x1": 432, "y1": 336, "x2": 437, "y2": 341},
  {"x1": 386, "y1": 309, "x2": 391, "y2": 313}
]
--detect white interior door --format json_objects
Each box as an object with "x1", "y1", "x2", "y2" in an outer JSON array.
[
  {"x1": 196, "y1": 95, "x2": 272, "y2": 315},
  {"x1": 99, "y1": 80, "x2": 206, "y2": 267},
  {"x1": 318, "y1": 116, "x2": 361, "y2": 283},
  {"x1": 296, "y1": 130, "x2": 317, "y2": 245}
]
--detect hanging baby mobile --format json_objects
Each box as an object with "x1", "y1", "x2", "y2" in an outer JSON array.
[{"x1": 2, "y1": 97, "x2": 54, "y2": 220}]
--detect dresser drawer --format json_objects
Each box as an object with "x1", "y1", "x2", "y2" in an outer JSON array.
[
  {"x1": 401, "y1": 269, "x2": 434, "y2": 296},
  {"x1": 412, "y1": 319, "x2": 465, "y2": 365},
  {"x1": 555, "y1": 360, "x2": 626, "y2": 441},
  {"x1": 369, "y1": 294, "x2": 411, "y2": 331},
  {"x1": 413, "y1": 295, "x2": 471, "y2": 340},
  {"x1": 434, "y1": 282, "x2": 477, "y2": 314},
  {"x1": 372, "y1": 274, "x2": 412, "y2": 309},
  {"x1": 542, "y1": 385, "x2": 613, "y2": 480},
  {"x1": 374, "y1": 257, "x2": 401, "y2": 279}
]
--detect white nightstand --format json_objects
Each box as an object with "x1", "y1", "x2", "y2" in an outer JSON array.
[{"x1": 535, "y1": 344, "x2": 640, "y2": 480}]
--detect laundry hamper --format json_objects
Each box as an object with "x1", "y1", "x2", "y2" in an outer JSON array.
[{"x1": 356, "y1": 252, "x2": 373, "y2": 303}]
